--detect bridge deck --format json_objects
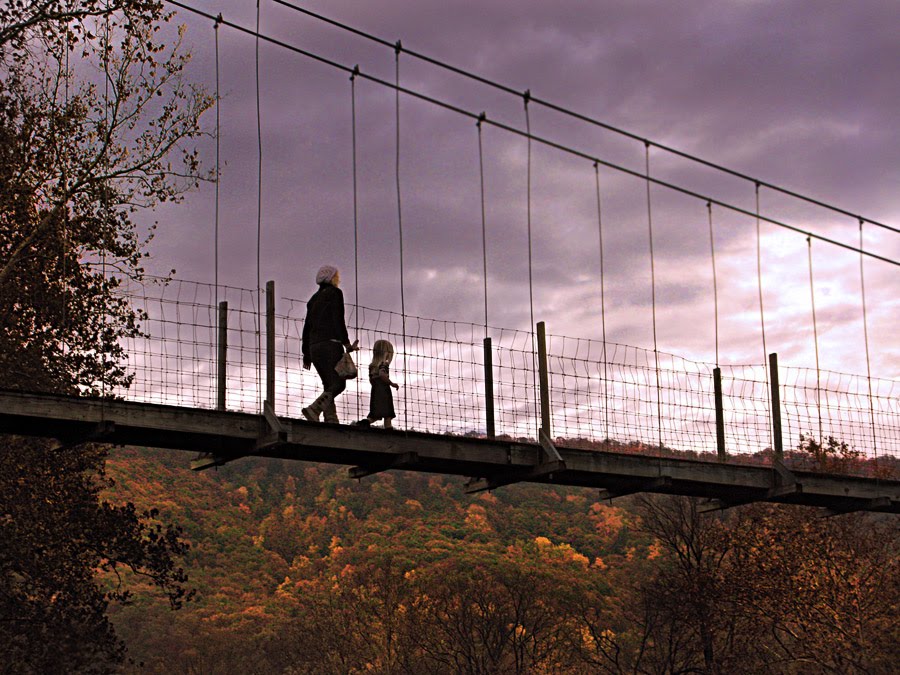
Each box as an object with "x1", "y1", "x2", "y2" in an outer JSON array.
[{"x1": 1, "y1": 390, "x2": 897, "y2": 514}]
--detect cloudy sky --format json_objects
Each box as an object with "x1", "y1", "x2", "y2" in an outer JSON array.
[{"x1": 145, "y1": 0, "x2": 899, "y2": 380}]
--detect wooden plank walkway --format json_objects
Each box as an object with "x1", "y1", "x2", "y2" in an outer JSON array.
[{"x1": 1, "y1": 390, "x2": 897, "y2": 514}]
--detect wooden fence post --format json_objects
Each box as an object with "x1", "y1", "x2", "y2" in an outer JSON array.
[
  {"x1": 483, "y1": 337, "x2": 495, "y2": 438},
  {"x1": 266, "y1": 281, "x2": 275, "y2": 410},
  {"x1": 713, "y1": 366, "x2": 726, "y2": 460},
  {"x1": 217, "y1": 301, "x2": 227, "y2": 411},
  {"x1": 536, "y1": 321, "x2": 551, "y2": 437},
  {"x1": 769, "y1": 352, "x2": 783, "y2": 462}
]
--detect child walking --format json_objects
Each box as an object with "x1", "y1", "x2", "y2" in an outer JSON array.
[{"x1": 355, "y1": 339, "x2": 400, "y2": 428}]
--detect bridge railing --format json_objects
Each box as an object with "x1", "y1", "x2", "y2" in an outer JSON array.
[{"x1": 114, "y1": 278, "x2": 898, "y2": 475}]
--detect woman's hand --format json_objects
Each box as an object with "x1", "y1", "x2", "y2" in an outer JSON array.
[
  {"x1": 347, "y1": 339, "x2": 360, "y2": 353},
  {"x1": 303, "y1": 357, "x2": 311, "y2": 370},
  {"x1": 391, "y1": 382, "x2": 400, "y2": 390}
]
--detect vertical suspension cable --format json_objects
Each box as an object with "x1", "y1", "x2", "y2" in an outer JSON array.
[
  {"x1": 394, "y1": 42, "x2": 408, "y2": 428},
  {"x1": 477, "y1": 113, "x2": 492, "y2": 437},
  {"x1": 350, "y1": 66, "x2": 360, "y2": 420},
  {"x1": 101, "y1": 3, "x2": 110, "y2": 402},
  {"x1": 756, "y1": 183, "x2": 772, "y2": 448},
  {"x1": 807, "y1": 237, "x2": 822, "y2": 443},
  {"x1": 644, "y1": 143, "x2": 663, "y2": 453},
  {"x1": 524, "y1": 91, "x2": 539, "y2": 437},
  {"x1": 708, "y1": 200, "x2": 722, "y2": 457},
  {"x1": 858, "y1": 220, "x2": 878, "y2": 470},
  {"x1": 593, "y1": 162, "x2": 609, "y2": 443},
  {"x1": 707, "y1": 202, "x2": 719, "y2": 367},
  {"x1": 61, "y1": 13, "x2": 70, "y2": 379},
  {"x1": 214, "y1": 14, "x2": 222, "y2": 401},
  {"x1": 477, "y1": 114, "x2": 489, "y2": 336},
  {"x1": 255, "y1": 0, "x2": 263, "y2": 411}
]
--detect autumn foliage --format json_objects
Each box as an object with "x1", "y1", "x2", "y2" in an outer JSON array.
[{"x1": 103, "y1": 448, "x2": 898, "y2": 674}]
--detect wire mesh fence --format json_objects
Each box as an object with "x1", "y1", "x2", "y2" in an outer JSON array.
[{"x1": 113, "y1": 278, "x2": 899, "y2": 474}]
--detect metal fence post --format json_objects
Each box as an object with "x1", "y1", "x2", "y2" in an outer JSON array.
[
  {"x1": 266, "y1": 280, "x2": 275, "y2": 410},
  {"x1": 483, "y1": 337, "x2": 495, "y2": 438},
  {"x1": 536, "y1": 321, "x2": 551, "y2": 437},
  {"x1": 769, "y1": 352, "x2": 783, "y2": 462},
  {"x1": 713, "y1": 366, "x2": 726, "y2": 461}
]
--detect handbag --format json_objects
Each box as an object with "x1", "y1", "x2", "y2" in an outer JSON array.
[{"x1": 335, "y1": 351, "x2": 358, "y2": 379}]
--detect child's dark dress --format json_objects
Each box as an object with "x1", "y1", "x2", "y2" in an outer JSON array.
[{"x1": 368, "y1": 362, "x2": 395, "y2": 420}]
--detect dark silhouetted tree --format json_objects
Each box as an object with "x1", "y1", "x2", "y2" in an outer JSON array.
[{"x1": 0, "y1": 1, "x2": 211, "y2": 671}]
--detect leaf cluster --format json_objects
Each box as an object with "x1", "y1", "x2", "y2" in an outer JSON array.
[
  {"x1": 0, "y1": 2, "x2": 212, "y2": 394},
  {"x1": 0, "y1": 1, "x2": 164, "y2": 53}
]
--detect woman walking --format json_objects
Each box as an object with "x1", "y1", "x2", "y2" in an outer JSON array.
[{"x1": 301, "y1": 265, "x2": 357, "y2": 423}]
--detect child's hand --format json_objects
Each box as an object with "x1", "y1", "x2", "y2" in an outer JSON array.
[{"x1": 349, "y1": 339, "x2": 360, "y2": 352}]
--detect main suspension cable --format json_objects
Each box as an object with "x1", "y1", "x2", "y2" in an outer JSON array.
[
  {"x1": 162, "y1": 1, "x2": 900, "y2": 268},
  {"x1": 265, "y1": 0, "x2": 898, "y2": 236}
]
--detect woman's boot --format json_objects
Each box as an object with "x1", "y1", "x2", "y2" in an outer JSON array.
[
  {"x1": 302, "y1": 392, "x2": 331, "y2": 422},
  {"x1": 322, "y1": 396, "x2": 339, "y2": 424}
]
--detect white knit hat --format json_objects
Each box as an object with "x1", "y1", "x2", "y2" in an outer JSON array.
[{"x1": 316, "y1": 265, "x2": 338, "y2": 285}]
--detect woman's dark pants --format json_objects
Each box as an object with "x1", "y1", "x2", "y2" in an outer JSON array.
[{"x1": 310, "y1": 341, "x2": 346, "y2": 398}]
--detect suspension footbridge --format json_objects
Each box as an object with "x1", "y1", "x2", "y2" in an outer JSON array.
[
  {"x1": 1, "y1": 387, "x2": 896, "y2": 515},
  {"x1": 1, "y1": 277, "x2": 897, "y2": 514},
  {"x1": 2, "y1": 2, "x2": 899, "y2": 514}
]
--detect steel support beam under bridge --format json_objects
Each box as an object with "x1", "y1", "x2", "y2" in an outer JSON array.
[{"x1": 0, "y1": 390, "x2": 897, "y2": 515}]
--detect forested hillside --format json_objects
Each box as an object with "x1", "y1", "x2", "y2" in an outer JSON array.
[{"x1": 105, "y1": 447, "x2": 899, "y2": 674}]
